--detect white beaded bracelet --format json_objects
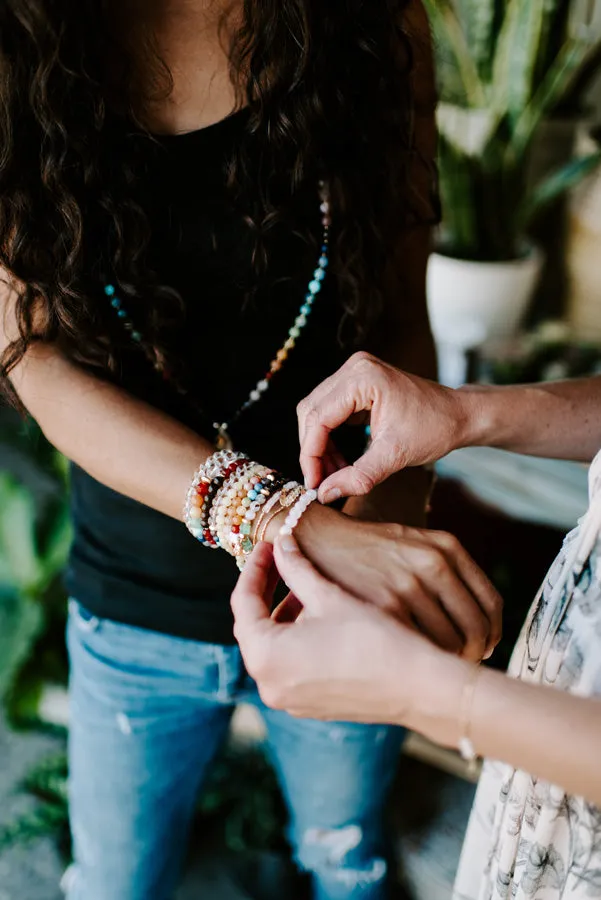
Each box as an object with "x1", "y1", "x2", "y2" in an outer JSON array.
[{"x1": 279, "y1": 489, "x2": 318, "y2": 537}]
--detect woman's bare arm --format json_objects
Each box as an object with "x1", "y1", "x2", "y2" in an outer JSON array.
[
  {"x1": 299, "y1": 359, "x2": 601, "y2": 502},
  {"x1": 460, "y1": 378, "x2": 601, "y2": 462},
  {"x1": 2, "y1": 276, "x2": 502, "y2": 658},
  {"x1": 11, "y1": 342, "x2": 214, "y2": 519},
  {"x1": 423, "y1": 652, "x2": 601, "y2": 804},
  {"x1": 234, "y1": 541, "x2": 601, "y2": 806},
  {"x1": 2, "y1": 278, "x2": 215, "y2": 520}
]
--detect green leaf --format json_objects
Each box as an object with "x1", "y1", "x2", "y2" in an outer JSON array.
[
  {"x1": 0, "y1": 416, "x2": 34, "y2": 457},
  {"x1": 534, "y1": 0, "x2": 572, "y2": 88},
  {"x1": 422, "y1": 0, "x2": 486, "y2": 107},
  {"x1": 0, "y1": 752, "x2": 69, "y2": 853},
  {"x1": 491, "y1": 0, "x2": 548, "y2": 124},
  {"x1": 0, "y1": 418, "x2": 68, "y2": 489},
  {"x1": 51, "y1": 451, "x2": 70, "y2": 488},
  {"x1": 519, "y1": 150, "x2": 601, "y2": 226},
  {"x1": 6, "y1": 673, "x2": 45, "y2": 726},
  {"x1": 0, "y1": 532, "x2": 11, "y2": 586},
  {"x1": 456, "y1": 0, "x2": 498, "y2": 78},
  {"x1": 0, "y1": 587, "x2": 44, "y2": 702},
  {"x1": 511, "y1": 37, "x2": 591, "y2": 162},
  {"x1": 437, "y1": 131, "x2": 480, "y2": 255},
  {"x1": 0, "y1": 474, "x2": 42, "y2": 591}
]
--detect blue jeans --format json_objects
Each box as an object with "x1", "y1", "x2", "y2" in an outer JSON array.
[{"x1": 66, "y1": 600, "x2": 405, "y2": 900}]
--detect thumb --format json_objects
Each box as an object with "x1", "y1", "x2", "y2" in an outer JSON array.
[
  {"x1": 274, "y1": 535, "x2": 350, "y2": 617},
  {"x1": 318, "y1": 441, "x2": 396, "y2": 504},
  {"x1": 231, "y1": 543, "x2": 278, "y2": 633}
]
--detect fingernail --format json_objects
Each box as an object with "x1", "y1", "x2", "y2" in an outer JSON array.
[
  {"x1": 322, "y1": 487, "x2": 342, "y2": 504},
  {"x1": 278, "y1": 534, "x2": 299, "y2": 554}
]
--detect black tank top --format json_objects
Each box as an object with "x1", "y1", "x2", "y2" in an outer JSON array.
[{"x1": 66, "y1": 110, "x2": 365, "y2": 644}]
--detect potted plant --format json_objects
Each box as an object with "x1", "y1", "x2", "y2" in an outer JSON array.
[{"x1": 423, "y1": 0, "x2": 601, "y2": 385}]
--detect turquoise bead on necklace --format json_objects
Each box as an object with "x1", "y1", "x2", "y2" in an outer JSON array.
[{"x1": 104, "y1": 182, "x2": 331, "y2": 450}]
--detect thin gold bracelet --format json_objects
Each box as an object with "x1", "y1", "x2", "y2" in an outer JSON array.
[
  {"x1": 458, "y1": 665, "x2": 481, "y2": 772},
  {"x1": 252, "y1": 488, "x2": 284, "y2": 544},
  {"x1": 254, "y1": 483, "x2": 303, "y2": 544},
  {"x1": 256, "y1": 505, "x2": 288, "y2": 544}
]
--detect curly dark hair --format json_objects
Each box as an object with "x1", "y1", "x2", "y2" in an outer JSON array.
[{"x1": 0, "y1": 0, "x2": 433, "y2": 405}]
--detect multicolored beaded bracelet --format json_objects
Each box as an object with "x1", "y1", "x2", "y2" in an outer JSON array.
[
  {"x1": 215, "y1": 464, "x2": 272, "y2": 554},
  {"x1": 239, "y1": 474, "x2": 286, "y2": 541},
  {"x1": 184, "y1": 452, "x2": 319, "y2": 568},
  {"x1": 210, "y1": 462, "x2": 256, "y2": 545},
  {"x1": 231, "y1": 472, "x2": 284, "y2": 569},
  {"x1": 198, "y1": 457, "x2": 249, "y2": 545},
  {"x1": 209, "y1": 464, "x2": 252, "y2": 549},
  {"x1": 183, "y1": 450, "x2": 248, "y2": 547}
]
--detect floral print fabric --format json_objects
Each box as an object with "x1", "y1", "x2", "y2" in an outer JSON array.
[{"x1": 453, "y1": 452, "x2": 601, "y2": 900}]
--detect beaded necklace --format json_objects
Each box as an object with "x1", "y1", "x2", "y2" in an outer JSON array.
[{"x1": 104, "y1": 182, "x2": 331, "y2": 450}]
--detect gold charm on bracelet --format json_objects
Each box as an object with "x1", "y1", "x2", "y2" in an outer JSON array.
[
  {"x1": 280, "y1": 485, "x2": 303, "y2": 508},
  {"x1": 214, "y1": 422, "x2": 234, "y2": 451}
]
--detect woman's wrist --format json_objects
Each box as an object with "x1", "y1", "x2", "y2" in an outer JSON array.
[
  {"x1": 452, "y1": 384, "x2": 497, "y2": 450},
  {"x1": 292, "y1": 500, "x2": 341, "y2": 552},
  {"x1": 408, "y1": 649, "x2": 477, "y2": 749},
  {"x1": 263, "y1": 494, "x2": 336, "y2": 545},
  {"x1": 455, "y1": 382, "x2": 542, "y2": 452}
]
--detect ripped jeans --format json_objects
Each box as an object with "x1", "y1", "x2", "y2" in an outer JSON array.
[{"x1": 66, "y1": 601, "x2": 405, "y2": 900}]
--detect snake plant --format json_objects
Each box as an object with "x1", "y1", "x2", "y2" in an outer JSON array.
[{"x1": 424, "y1": 0, "x2": 601, "y2": 261}]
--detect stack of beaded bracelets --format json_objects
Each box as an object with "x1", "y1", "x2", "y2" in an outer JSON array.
[{"x1": 183, "y1": 450, "x2": 318, "y2": 569}]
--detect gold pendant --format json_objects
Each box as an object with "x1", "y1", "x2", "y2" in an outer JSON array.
[{"x1": 214, "y1": 422, "x2": 234, "y2": 451}]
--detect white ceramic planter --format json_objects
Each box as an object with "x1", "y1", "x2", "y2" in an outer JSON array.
[{"x1": 427, "y1": 248, "x2": 544, "y2": 386}]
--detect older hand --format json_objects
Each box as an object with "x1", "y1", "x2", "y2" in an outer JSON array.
[
  {"x1": 297, "y1": 351, "x2": 475, "y2": 503},
  {"x1": 294, "y1": 504, "x2": 502, "y2": 661},
  {"x1": 232, "y1": 539, "x2": 471, "y2": 745}
]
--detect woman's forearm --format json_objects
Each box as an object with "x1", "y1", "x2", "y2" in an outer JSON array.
[
  {"x1": 11, "y1": 342, "x2": 331, "y2": 543},
  {"x1": 11, "y1": 343, "x2": 214, "y2": 520},
  {"x1": 472, "y1": 668, "x2": 601, "y2": 801},
  {"x1": 459, "y1": 378, "x2": 601, "y2": 462},
  {"x1": 416, "y1": 653, "x2": 601, "y2": 804}
]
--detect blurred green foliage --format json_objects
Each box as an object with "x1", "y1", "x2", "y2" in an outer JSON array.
[
  {"x1": 0, "y1": 417, "x2": 71, "y2": 724},
  {"x1": 0, "y1": 743, "x2": 288, "y2": 860},
  {"x1": 424, "y1": 0, "x2": 601, "y2": 260}
]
